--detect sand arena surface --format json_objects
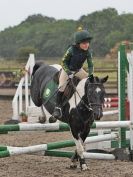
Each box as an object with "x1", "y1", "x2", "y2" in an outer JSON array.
[{"x1": 0, "y1": 99, "x2": 133, "y2": 177}]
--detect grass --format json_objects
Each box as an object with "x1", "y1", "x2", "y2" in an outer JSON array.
[
  {"x1": 0, "y1": 59, "x2": 26, "y2": 70},
  {"x1": 0, "y1": 57, "x2": 118, "y2": 81},
  {"x1": 0, "y1": 57, "x2": 118, "y2": 93},
  {"x1": 0, "y1": 57, "x2": 117, "y2": 68}
]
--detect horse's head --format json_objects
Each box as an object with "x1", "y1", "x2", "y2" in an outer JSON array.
[{"x1": 85, "y1": 75, "x2": 108, "y2": 120}]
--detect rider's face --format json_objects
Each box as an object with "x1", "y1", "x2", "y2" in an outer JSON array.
[{"x1": 79, "y1": 42, "x2": 89, "y2": 51}]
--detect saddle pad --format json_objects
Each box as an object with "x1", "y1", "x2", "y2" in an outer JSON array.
[{"x1": 42, "y1": 79, "x2": 58, "y2": 104}]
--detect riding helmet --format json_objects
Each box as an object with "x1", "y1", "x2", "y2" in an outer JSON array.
[{"x1": 74, "y1": 27, "x2": 93, "y2": 44}]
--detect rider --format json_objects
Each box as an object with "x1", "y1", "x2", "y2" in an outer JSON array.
[{"x1": 53, "y1": 27, "x2": 94, "y2": 119}]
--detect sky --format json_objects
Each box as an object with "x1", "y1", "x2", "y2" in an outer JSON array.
[{"x1": 0, "y1": 0, "x2": 132, "y2": 31}]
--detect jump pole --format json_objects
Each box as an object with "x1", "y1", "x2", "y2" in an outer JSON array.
[
  {"x1": 44, "y1": 150, "x2": 115, "y2": 160},
  {"x1": 103, "y1": 103, "x2": 118, "y2": 108},
  {"x1": 0, "y1": 133, "x2": 118, "y2": 158},
  {"x1": 0, "y1": 121, "x2": 132, "y2": 132},
  {"x1": 0, "y1": 149, "x2": 115, "y2": 160},
  {"x1": 103, "y1": 110, "x2": 118, "y2": 116},
  {"x1": 104, "y1": 97, "x2": 118, "y2": 102},
  {"x1": 0, "y1": 121, "x2": 131, "y2": 133}
]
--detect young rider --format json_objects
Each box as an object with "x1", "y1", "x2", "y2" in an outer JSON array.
[{"x1": 53, "y1": 28, "x2": 94, "y2": 118}]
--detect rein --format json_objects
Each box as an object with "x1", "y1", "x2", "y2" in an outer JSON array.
[
  {"x1": 70, "y1": 78, "x2": 92, "y2": 111},
  {"x1": 42, "y1": 75, "x2": 103, "y2": 120}
]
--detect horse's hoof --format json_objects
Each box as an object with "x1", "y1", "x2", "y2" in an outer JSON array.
[
  {"x1": 49, "y1": 116, "x2": 57, "y2": 123},
  {"x1": 38, "y1": 116, "x2": 46, "y2": 123},
  {"x1": 81, "y1": 164, "x2": 89, "y2": 171},
  {"x1": 70, "y1": 163, "x2": 77, "y2": 169}
]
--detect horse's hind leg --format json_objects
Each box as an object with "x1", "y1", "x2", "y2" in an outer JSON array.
[{"x1": 39, "y1": 106, "x2": 47, "y2": 123}]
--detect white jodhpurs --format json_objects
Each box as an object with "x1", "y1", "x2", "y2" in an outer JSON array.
[{"x1": 58, "y1": 68, "x2": 88, "y2": 92}]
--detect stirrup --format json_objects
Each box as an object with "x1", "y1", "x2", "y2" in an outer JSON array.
[{"x1": 53, "y1": 107, "x2": 62, "y2": 118}]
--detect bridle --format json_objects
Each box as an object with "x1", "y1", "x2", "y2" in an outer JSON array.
[
  {"x1": 58, "y1": 77, "x2": 105, "y2": 123},
  {"x1": 86, "y1": 82, "x2": 104, "y2": 111},
  {"x1": 52, "y1": 77, "x2": 104, "y2": 116},
  {"x1": 69, "y1": 79, "x2": 104, "y2": 112}
]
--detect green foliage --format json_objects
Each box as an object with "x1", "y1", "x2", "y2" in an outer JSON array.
[
  {"x1": 105, "y1": 31, "x2": 124, "y2": 48},
  {"x1": 18, "y1": 46, "x2": 38, "y2": 60},
  {"x1": 0, "y1": 8, "x2": 132, "y2": 59}
]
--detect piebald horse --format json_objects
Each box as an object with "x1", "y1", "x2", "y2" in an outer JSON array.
[{"x1": 30, "y1": 62, "x2": 108, "y2": 170}]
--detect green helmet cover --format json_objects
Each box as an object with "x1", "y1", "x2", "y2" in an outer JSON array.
[{"x1": 74, "y1": 30, "x2": 92, "y2": 44}]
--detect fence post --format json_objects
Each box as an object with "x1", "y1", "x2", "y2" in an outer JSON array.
[
  {"x1": 19, "y1": 85, "x2": 22, "y2": 114},
  {"x1": 12, "y1": 99, "x2": 18, "y2": 120},
  {"x1": 29, "y1": 54, "x2": 35, "y2": 106},
  {"x1": 12, "y1": 54, "x2": 35, "y2": 120},
  {"x1": 118, "y1": 44, "x2": 127, "y2": 148},
  {"x1": 127, "y1": 50, "x2": 133, "y2": 150}
]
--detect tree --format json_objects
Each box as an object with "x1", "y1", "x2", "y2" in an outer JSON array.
[
  {"x1": 0, "y1": 9, "x2": 132, "y2": 59},
  {"x1": 18, "y1": 46, "x2": 38, "y2": 60}
]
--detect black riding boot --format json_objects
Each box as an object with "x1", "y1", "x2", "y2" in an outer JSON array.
[{"x1": 53, "y1": 91, "x2": 64, "y2": 119}]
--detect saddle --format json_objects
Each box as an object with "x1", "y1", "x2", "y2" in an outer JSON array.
[
  {"x1": 54, "y1": 70, "x2": 80, "y2": 99},
  {"x1": 43, "y1": 69, "x2": 80, "y2": 106}
]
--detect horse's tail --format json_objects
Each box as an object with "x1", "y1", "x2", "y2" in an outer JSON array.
[
  {"x1": 31, "y1": 62, "x2": 44, "y2": 107},
  {"x1": 32, "y1": 62, "x2": 44, "y2": 76}
]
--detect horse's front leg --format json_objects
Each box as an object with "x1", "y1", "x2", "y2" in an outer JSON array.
[
  {"x1": 71, "y1": 125, "x2": 92, "y2": 170},
  {"x1": 70, "y1": 150, "x2": 79, "y2": 169},
  {"x1": 73, "y1": 135, "x2": 88, "y2": 170},
  {"x1": 69, "y1": 109, "x2": 89, "y2": 170},
  {"x1": 70, "y1": 131, "x2": 87, "y2": 170}
]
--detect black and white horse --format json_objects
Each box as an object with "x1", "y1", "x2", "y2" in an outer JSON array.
[{"x1": 30, "y1": 62, "x2": 108, "y2": 170}]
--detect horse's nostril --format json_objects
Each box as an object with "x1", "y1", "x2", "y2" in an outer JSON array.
[{"x1": 94, "y1": 111, "x2": 103, "y2": 120}]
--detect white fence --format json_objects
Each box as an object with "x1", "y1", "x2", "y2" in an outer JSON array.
[
  {"x1": 127, "y1": 51, "x2": 133, "y2": 150},
  {"x1": 12, "y1": 54, "x2": 35, "y2": 120}
]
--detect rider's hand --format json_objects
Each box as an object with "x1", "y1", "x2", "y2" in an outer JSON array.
[
  {"x1": 89, "y1": 74, "x2": 94, "y2": 79},
  {"x1": 67, "y1": 71, "x2": 74, "y2": 79},
  {"x1": 68, "y1": 73, "x2": 74, "y2": 79}
]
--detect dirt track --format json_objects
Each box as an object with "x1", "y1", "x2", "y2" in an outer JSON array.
[{"x1": 0, "y1": 99, "x2": 133, "y2": 177}]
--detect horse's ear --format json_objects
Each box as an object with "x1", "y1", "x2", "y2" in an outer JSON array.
[
  {"x1": 95, "y1": 76, "x2": 99, "y2": 82},
  {"x1": 101, "y1": 75, "x2": 109, "y2": 83},
  {"x1": 88, "y1": 75, "x2": 94, "y2": 83}
]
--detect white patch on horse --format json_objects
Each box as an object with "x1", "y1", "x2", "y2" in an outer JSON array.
[
  {"x1": 73, "y1": 138, "x2": 84, "y2": 159},
  {"x1": 96, "y1": 87, "x2": 101, "y2": 93},
  {"x1": 50, "y1": 64, "x2": 62, "y2": 71},
  {"x1": 69, "y1": 79, "x2": 87, "y2": 111}
]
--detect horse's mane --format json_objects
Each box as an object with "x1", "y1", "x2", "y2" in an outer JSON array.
[{"x1": 32, "y1": 62, "x2": 44, "y2": 76}]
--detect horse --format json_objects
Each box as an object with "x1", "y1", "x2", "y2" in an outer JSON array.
[{"x1": 30, "y1": 62, "x2": 108, "y2": 170}]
